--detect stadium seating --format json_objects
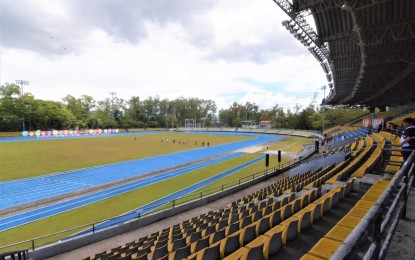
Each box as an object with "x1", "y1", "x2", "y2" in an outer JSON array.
[
  {"x1": 84, "y1": 127, "x2": 405, "y2": 260},
  {"x1": 305, "y1": 179, "x2": 389, "y2": 259}
]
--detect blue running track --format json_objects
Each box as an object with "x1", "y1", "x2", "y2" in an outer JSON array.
[
  {"x1": 0, "y1": 133, "x2": 281, "y2": 210},
  {"x1": 0, "y1": 153, "x2": 246, "y2": 232}
]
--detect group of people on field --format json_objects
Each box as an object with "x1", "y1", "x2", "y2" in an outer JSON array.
[{"x1": 159, "y1": 138, "x2": 210, "y2": 147}]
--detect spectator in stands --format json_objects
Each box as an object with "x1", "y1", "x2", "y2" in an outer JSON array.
[
  {"x1": 368, "y1": 124, "x2": 372, "y2": 135},
  {"x1": 388, "y1": 122, "x2": 397, "y2": 130},
  {"x1": 400, "y1": 118, "x2": 415, "y2": 161}
]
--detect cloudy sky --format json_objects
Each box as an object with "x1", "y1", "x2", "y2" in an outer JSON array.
[{"x1": 0, "y1": 0, "x2": 328, "y2": 111}]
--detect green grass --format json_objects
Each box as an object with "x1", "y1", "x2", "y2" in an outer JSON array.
[
  {"x1": 0, "y1": 133, "x2": 252, "y2": 181},
  {"x1": 0, "y1": 133, "x2": 311, "y2": 250}
]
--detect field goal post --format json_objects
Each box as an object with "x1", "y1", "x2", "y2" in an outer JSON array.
[
  {"x1": 185, "y1": 119, "x2": 195, "y2": 133},
  {"x1": 195, "y1": 123, "x2": 202, "y2": 132},
  {"x1": 185, "y1": 119, "x2": 202, "y2": 133}
]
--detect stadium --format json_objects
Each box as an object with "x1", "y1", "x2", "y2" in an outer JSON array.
[{"x1": 1, "y1": 0, "x2": 415, "y2": 260}]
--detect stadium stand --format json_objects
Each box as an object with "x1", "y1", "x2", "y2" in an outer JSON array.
[
  {"x1": 70, "y1": 158, "x2": 362, "y2": 260},
  {"x1": 2, "y1": 0, "x2": 415, "y2": 257}
]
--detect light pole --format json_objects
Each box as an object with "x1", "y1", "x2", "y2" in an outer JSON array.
[
  {"x1": 165, "y1": 100, "x2": 169, "y2": 129},
  {"x1": 321, "y1": 85, "x2": 327, "y2": 133},
  {"x1": 109, "y1": 91, "x2": 117, "y2": 120},
  {"x1": 16, "y1": 80, "x2": 30, "y2": 131}
]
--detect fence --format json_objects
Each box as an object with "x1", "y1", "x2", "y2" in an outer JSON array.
[{"x1": 332, "y1": 150, "x2": 415, "y2": 259}]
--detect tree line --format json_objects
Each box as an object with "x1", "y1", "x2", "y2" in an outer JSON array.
[{"x1": 0, "y1": 83, "x2": 367, "y2": 132}]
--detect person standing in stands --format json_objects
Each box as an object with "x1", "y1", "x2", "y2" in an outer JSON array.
[{"x1": 400, "y1": 118, "x2": 415, "y2": 161}]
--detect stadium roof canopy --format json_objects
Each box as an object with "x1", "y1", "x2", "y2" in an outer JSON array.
[{"x1": 274, "y1": 0, "x2": 415, "y2": 108}]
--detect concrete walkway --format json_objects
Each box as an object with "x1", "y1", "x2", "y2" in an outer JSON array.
[{"x1": 385, "y1": 185, "x2": 415, "y2": 260}]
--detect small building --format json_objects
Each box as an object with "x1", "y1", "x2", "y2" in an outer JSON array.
[{"x1": 259, "y1": 120, "x2": 272, "y2": 128}]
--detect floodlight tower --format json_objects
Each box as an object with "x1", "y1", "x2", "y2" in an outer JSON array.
[
  {"x1": 165, "y1": 99, "x2": 169, "y2": 129},
  {"x1": 321, "y1": 85, "x2": 327, "y2": 133},
  {"x1": 109, "y1": 91, "x2": 117, "y2": 119},
  {"x1": 15, "y1": 80, "x2": 30, "y2": 131}
]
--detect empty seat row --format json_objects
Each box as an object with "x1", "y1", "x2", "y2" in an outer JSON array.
[
  {"x1": 221, "y1": 179, "x2": 355, "y2": 260},
  {"x1": 304, "y1": 179, "x2": 388, "y2": 260},
  {"x1": 86, "y1": 161, "x2": 353, "y2": 259}
]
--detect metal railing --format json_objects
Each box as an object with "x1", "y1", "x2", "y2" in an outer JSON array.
[
  {"x1": 0, "y1": 146, "x2": 317, "y2": 254},
  {"x1": 332, "y1": 150, "x2": 415, "y2": 259},
  {"x1": 0, "y1": 249, "x2": 28, "y2": 260}
]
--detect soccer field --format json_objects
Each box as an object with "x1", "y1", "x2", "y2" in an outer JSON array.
[{"x1": 0, "y1": 131, "x2": 310, "y2": 249}]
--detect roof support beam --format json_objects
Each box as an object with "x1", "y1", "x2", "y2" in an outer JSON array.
[
  {"x1": 357, "y1": 64, "x2": 415, "y2": 104},
  {"x1": 340, "y1": 10, "x2": 367, "y2": 103},
  {"x1": 363, "y1": 21, "x2": 415, "y2": 46}
]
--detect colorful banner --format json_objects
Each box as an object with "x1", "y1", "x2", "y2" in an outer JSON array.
[
  {"x1": 362, "y1": 117, "x2": 384, "y2": 128},
  {"x1": 22, "y1": 129, "x2": 119, "y2": 137}
]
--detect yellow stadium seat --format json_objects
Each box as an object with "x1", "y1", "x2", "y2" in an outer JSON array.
[
  {"x1": 294, "y1": 210, "x2": 312, "y2": 232},
  {"x1": 300, "y1": 253, "x2": 326, "y2": 260},
  {"x1": 347, "y1": 207, "x2": 368, "y2": 218},
  {"x1": 325, "y1": 225, "x2": 354, "y2": 242},
  {"x1": 337, "y1": 215, "x2": 361, "y2": 229},
  {"x1": 355, "y1": 200, "x2": 375, "y2": 209},
  {"x1": 279, "y1": 218, "x2": 299, "y2": 245},
  {"x1": 308, "y1": 238, "x2": 342, "y2": 259},
  {"x1": 219, "y1": 230, "x2": 241, "y2": 258},
  {"x1": 304, "y1": 203, "x2": 322, "y2": 224},
  {"x1": 361, "y1": 193, "x2": 380, "y2": 201}
]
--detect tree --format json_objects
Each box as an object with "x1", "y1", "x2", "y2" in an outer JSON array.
[
  {"x1": 0, "y1": 84, "x2": 22, "y2": 131},
  {"x1": 62, "y1": 95, "x2": 96, "y2": 128},
  {"x1": 0, "y1": 83, "x2": 21, "y2": 98},
  {"x1": 0, "y1": 84, "x2": 370, "y2": 131},
  {"x1": 32, "y1": 100, "x2": 76, "y2": 130}
]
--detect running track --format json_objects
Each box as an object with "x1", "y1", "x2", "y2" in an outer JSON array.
[
  {"x1": 0, "y1": 152, "x2": 248, "y2": 232},
  {"x1": 0, "y1": 132, "x2": 280, "y2": 231},
  {"x1": 0, "y1": 132, "x2": 280, "y2": 210}
]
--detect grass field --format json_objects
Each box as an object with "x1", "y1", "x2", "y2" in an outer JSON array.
[
  {"x1": 0, "y1": 133, "x2": 253, "y2": 181},
  {"x1": 0, "y1": 132, "x2": 310, "y2": 249}
]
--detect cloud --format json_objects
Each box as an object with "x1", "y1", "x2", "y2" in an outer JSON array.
[
  {"x1": 1, "y1": 0, "x2": 216, "y2": 55},
  {"x1": 186, "y1": 1, "x2": 308, "y2": 63},
  {"x1": 239, "y1": 91, "x2": 315, "y2": 111},
  {"x1": 0, "y1": 0, "x2": 328, "y2": 112},
  {"x1": 1, "y1": 1, "x2": 88, "y2": 55}
]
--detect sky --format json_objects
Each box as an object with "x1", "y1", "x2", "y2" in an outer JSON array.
[{"x1": 0, "y1": 0, "x2": 328, "y2": 112}]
